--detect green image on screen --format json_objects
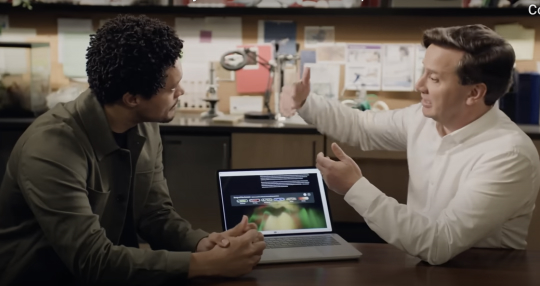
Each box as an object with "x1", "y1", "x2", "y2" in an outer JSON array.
[{"x1": 247, "y1": 201, "x2": 326, "y2": 231}]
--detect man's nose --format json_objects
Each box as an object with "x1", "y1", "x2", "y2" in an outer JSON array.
[
  {"x1": 175, "y1": 86, "x2": 184, "y2": 98},
  {"x1": 415, "y1": 75, "x2": 427, "y2": 93}
]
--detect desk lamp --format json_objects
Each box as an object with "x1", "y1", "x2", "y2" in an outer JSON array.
[
  {"x1": 220, "y1": 47, "x2": 275, "y2": 120},
  {"x1": 220, "y1": 41, "x2": 299, "y2": 121}
]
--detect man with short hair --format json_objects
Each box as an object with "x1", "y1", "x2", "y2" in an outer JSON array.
[
  {"x1": 0, "y1": 14, "x2": 265, "y2": 285},
  {"x1": 281, "y1": 24, "x2": 540, "y2": 265}
]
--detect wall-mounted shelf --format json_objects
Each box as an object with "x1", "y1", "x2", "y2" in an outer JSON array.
[{"x1": 1, "y1": 3, "x2": 535, "y2": 17}]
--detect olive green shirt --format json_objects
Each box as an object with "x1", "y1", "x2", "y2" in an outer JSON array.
[{"x1": 0, "y1": 90, "x2": 209, "y2": 285}]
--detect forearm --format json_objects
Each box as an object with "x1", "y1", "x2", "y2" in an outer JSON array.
[
  {"x1": 297, "y1": 94, "x2": 410, "y2": 151},
  {"x1": 343, "y1": 178, "x2": 467, "y2": 265},
  {"x1": 343, "y1": 175, "x2": 528, "y2": 265},
  {"x1": 75, "y1": 236, "x2": 193, "y2": 285},
  {"x1": 138, "y1": 205, "x2": 209, "y2": 252}
]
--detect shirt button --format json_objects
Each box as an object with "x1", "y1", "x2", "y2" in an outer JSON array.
[{"x1": 116, "y1": 194, "x2": 126, "y2": 203}]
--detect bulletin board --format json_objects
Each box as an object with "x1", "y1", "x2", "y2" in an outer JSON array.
[{"x1": 3, "y1": 10, "x2": 540, "y2": 114}]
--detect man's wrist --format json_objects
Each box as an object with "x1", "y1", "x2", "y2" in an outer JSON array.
[
  {"x1": 295, "y1": 97, "x2": 307, "y2": 109},
  {"x1": 196, "y1": 237, "x2": 209, "y2": 252},
  {"x1": 188, "y1": 252, "x2": 215, "y2": 278}
]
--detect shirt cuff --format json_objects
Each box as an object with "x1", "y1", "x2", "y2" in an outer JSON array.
[
  {"x1": 166, "y1": 251, "x2": 193, "y2": 282},
  {"x1": 184, "y1": 229, "x2": 210, "y2": 252},
  {"x1": 344, "y1": 176, "x2": 385, "y2": 217},
  {"x1": 297, "y1": 93, "x2": 316, "y2": 120}
]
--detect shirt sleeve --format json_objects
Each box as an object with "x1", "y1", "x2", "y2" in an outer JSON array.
[
  {"x1": 297, "y1": 93, "x2": 420, "y2": 152},
  {"x1": 137, "y1": 129, "x2": 209, "y2": 252},
  {"x1": 343, "y1": 150, "x2": 536, "y2": 265},
  {"x1": 18, "y1": 125, "x2": 193, "y2": 285}
]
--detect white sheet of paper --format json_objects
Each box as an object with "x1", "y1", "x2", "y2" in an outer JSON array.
[
  {"x1": 345, "y1": 44, "x2": 383, "y2": 91},
  {"x1": 382, "y1": 44, "x2": 415, "y2": 91},
  {"x1": 229, "y1": 95, "x2": 263, "y2": 115},
  {"x1": 61, "y1": 33, "x2": 91, "y2": 78},
  {"x1": 415, "y1": 45, "x2": 426, "y2": 84},
  {"x1": 57, "y1": 19, "x2": 93, "y2": 78},
  {"x1": 304, "y1": 63, "x2": 340, "y2": 100},
  {"x1": 495, "y1": 23, "x2": 535, "y2": 61},
  {"x1": 175, "y1": 17, "x2": 242, "y2": 64},
  {"x1": 0, "y1": 28, "x2": 37, "y2": 75},
  {"x1": 305, "y1": 26, "x2": 334, "y2": 48},
  {"x1": 316, "y1": 43, "x2": 346, "y2": 63},
  {"x1": 347, "y1": 43, "x2": 383, "y2": 63},
  {"x1": 345, "y1": 63, "x2": 381, "y2": 91},
  {"x1": 57, "y1": 18, "x2": 93, "y2": 63},
  {"x1": 179, "y1": 62, "x2": 211, "y2": 109},
  {"x1": 175, "y1": 17, "x2": 242, "y2": 109}
]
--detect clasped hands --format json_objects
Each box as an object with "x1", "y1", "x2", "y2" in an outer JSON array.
[{"x1": 196, "y1": 215, "x2": 264, "y2": 252}]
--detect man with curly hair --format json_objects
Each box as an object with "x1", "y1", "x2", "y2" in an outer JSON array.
[{"x1": 0, "y1": 15, "x2": 265, "y2": 285}]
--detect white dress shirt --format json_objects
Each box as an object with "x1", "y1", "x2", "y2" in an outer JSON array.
[{"x1": 298, "y1": 94, "x2": 540, "y2": 265}]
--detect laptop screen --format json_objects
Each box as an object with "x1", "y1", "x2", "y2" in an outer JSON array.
[{"x1": 217, "y1": 168, "x2": 333, "y2": 236}]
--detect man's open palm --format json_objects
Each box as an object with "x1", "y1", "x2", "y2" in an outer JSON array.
[{"x1": 280, "y1": 67, "x2": 311, "y2": 117}]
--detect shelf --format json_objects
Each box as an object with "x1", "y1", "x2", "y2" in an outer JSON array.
[
  {"x1": 1, "y1": 3, "x2": 535, "y2": 17},
  {"x1": 0, "y1": 41, "x2": 49, "y2": 48}
]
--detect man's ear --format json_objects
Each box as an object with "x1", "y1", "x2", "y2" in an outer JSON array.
[
  {"x1": 465, "y1": 83, "x2": 487, "y2": 106},
  {"x1": 122, "y1": 92, "x2": 139, "y2": 108}
]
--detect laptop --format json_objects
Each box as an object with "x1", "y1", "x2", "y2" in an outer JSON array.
[{"x1": 217, "y1": 167, "x2": 362, "y2": 264}]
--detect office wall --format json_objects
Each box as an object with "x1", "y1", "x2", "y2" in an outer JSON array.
[{"x1": 5, "y1": 11, "x2": 540, "y2": 112}]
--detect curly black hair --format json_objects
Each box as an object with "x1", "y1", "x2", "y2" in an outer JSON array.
[{"x1": 86, "y1": 14, "x2": 183, "y2": 105}]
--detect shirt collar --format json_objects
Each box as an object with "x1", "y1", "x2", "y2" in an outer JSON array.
[
  {"x1": 74, "y1": 89, "x2": 146, "y2": 161},
  {"x1": 443, "y1": 106, "x2": 499, "y2": 146}
]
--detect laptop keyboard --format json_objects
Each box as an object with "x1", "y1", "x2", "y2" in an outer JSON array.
[{"x1": 265, "y1": 235, "x2": 341, "y2": 249}]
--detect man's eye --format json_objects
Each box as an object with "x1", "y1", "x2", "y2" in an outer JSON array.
[{"x1": 430, "y1": 77, "x2": 439, "y2": 82}]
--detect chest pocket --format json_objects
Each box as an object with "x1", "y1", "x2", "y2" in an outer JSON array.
[{"x1": 86, "y1": 187, "x2": 110, "y2": 216}]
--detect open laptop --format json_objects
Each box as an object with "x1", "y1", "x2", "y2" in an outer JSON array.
[{"x1": 217, "y1": 167, "x2": 362, "y2": 264}]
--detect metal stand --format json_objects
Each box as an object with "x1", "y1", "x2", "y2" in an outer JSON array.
[{"x1": 200, "y1": 62, "x2": 223, "y2": 119}]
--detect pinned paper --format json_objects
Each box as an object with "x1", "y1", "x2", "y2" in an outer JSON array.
[
  {"x1": 345, "y1": 44, "x2": 383, "y2": 91},
  {"x1": 304, "y1": 63, "x2": 340, "y2": 100},
  {"x1": 175, "y1": 17, "x2": 242, "y2": 108},
  {"x1": 382, "y1": 44, "x2": 415, "y2": 91},
  {"x1": 258, "y1": 20, "x2": 297, "y2": 56},
  {"x1": 305, "y1": 26, "x2": 334, "y2": 48},
  {"x1": 175, "y1": 17, "x2": 242, "y2": 64},
  {"x1": 235, "y1": 44, "x2": 274, "y2": 94},
  {"x1": 229, "y1": 95, "x2": 263, "y2": 115},
  {"x1": 495, "y1": 23, "x2": 535, "y2": 61},
  {"x1": 0, "y1": 28, "x2": 37, "y2": 75},
  {"x1": 58, "y1": 18, "x2": 93, "y2": 78},
  {"x1": 316, "y1": 43, "x2": 346, "y2": 63}
]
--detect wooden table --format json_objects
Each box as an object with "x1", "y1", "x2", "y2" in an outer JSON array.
[{"x1": 189, "y1": 243, "x2": 540, "y2": 286}]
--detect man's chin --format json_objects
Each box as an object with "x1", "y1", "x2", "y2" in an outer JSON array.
[
  {"x1": 160, "y1": 116, "x2": 175, "y2": 124},
  {"x1": 421, "y1": 106, "x2": 434, "y2": 118}
]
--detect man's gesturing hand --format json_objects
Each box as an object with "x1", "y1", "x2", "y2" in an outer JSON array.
[
  {"x1": 279, "y1": 67, "x2": 311, "y2": 117},
  {"x1": 316, "y1": 143, "x2": 363, "y2": 196}
]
